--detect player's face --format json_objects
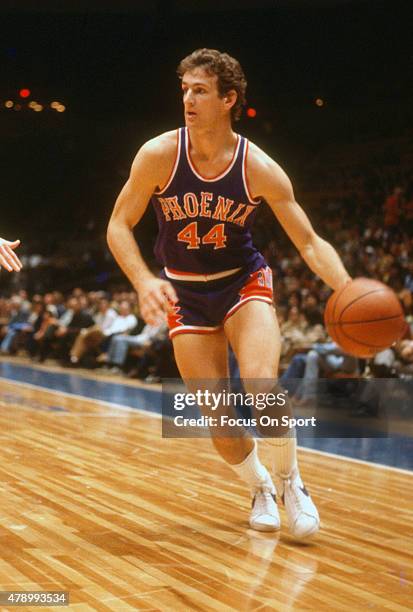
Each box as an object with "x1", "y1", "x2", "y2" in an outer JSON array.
[{"x1": 181, "y1": 68, "x2": 228, "y2": 128}]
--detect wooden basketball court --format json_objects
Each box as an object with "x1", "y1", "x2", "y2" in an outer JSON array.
[{"x1": 0, "y1": 371, "x2": 412, "y2": 610}]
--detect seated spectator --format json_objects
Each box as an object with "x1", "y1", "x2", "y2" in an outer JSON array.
[
  {"x1": 52, "y1": 291, "x2": 66, "y2": 317},
  {"x1": 13, "y1": 297, "x2": 47, "y2": 357},
  {"x1": 126, "y1": 327, "x2": 177, "y2": 381},
  {"x1": 403, "y1": 191, "x2": 413, "y2": 233},
  {"x1": 280, "y1": 306, "x2": 326, "y2": 361},
  {"x1": 43, "y1": 293, "x2": 59, "y2": 318},
  {"x1": 103, "y1": 322, "x2": 167, "y2": 372},
  {"x1": 302, "y1": 292, "x2": 324, "y2": 326},
  {"x1": 371, "y1": 340, "x2": 413, "y2": 379},
  {"x1": 0, "y1": 295, "x2": 30, "y2": 354},
  {"x1": 31, "y1": 306, "x2": 56, "y2": 359},
  {"x1": 352, "y1": 341, "x2": 413, "y2": 418},
  {"x1": 280, "y1": 306, "x2": 308, "y2": 359},
  {"x1": 0, "y1": 298, "x2": 10, "y2": 345},
  {"x1": 282, "y1": 341, "x2": 359, "y2": 403},
  {"x1": 397, "y1": 339, "x2": 413, "y2": 375},
  {"x1": 69, "y1": 297, "x2": 119, "y2": 365},
  {"x1": 35, "y1": 297, "x2": 94, "y2": 362},
  {"x1": 383, "y1": 186, "x2": 403, "y2": 231},
  {"x1": 69, "y1": 300, "x2": 137, "y2": 365}
]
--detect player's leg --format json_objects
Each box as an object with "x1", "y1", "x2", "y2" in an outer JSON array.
[
  {"x1": 172, "y1": 330, "x2": 251, "y2": 463},
  {"x1": 225, "y1": 300, "x2": 320, "y2": 539},
  {"x1": 172, "y1": 331, "x2": 279, "y2": 531}
]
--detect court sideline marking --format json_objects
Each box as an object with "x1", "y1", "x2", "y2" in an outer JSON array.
[{"x1": 1, "y1": 373, "x2": 411, "y2": 476}]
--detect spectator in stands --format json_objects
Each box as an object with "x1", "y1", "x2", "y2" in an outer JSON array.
[
  {"x1": 302, "y1": 292, "x2": 324, "y2": 326},
  {"x1": 126, "y1": 326, "x2": 175, "y2": 381},
  {"x1": 383, "y1": 186, "x2": 403, "y2": 233},
  {"x1": 282, "y1": 341, "x2": 359, "y2": 403},
  {"x1": 31, "y1": 306, "x2": 56, "y2": 359},
  {"x1": 43, "y1": 293, "x2": 59, "y2": 318},
  {"x1": 0, "y1": 298, "x2": 9, "y2": 327},
  {"x1": 403, "y1": 189, "x2": 413, "y2": 233},
  {"x1": 371, "y1": 340, "x2": 413, "y2": 378},
  {"x1": 35, "y1": 297, "x2": 94, "y2": 362},
  {"x1": 280, "y1": 306, "x2": 326, "y2": 360},
  {"x1": 52, "y1": 291, "x2": 66, "y2": 317},
  {"x1": 22, "y1": 298, "x2": 48, "y2": 357},
  {"x1": 69, "y1": 296, "x2": 119, "y2": 365},
  {"x1": 70, "y1": 300, "x2": 137, "y2": 366},
  {"x1": 0, "y1": 295, "x2": 30, "y2": 354},
  {"x1": 104, "y1": 322, "x2": 168, "y2": 373},
  {"x1": 396, "y1": 340, "x2": 413, "y2": 376}
]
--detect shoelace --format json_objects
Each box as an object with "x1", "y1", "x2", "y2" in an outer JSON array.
[
  {"x1": 284, "y1": 478, "x2": 303, "y2": 513},
  {"x1": 253, "y1": 488, "x2": 275, "y2": 514}
]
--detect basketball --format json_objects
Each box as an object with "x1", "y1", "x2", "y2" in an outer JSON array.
[{"x1": 324, "y1": 278, "x2": 406, "y2": 358}]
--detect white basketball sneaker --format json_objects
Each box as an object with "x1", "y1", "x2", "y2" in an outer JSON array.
[
  {"x1": 275, "y1": 469, "x2": 320, "y2": 540},
  {"x1": 250, "y1": 481, "x2": 281, "y2": 532}
]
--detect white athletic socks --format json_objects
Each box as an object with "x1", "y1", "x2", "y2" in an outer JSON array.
[
  {"x1": 263, "y1": 429, "x2": 298, "y2": 478},
  {"x1": 230, "y1": 432, "x2": 298, "y2": 488},
  {"x1": 231, "y1": 440, "x2": 274, "y2": 492}
]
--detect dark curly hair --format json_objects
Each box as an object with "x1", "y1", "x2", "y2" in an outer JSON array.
[{"x1": 177, "y1": 48, "x2": 247, "y2": 122}]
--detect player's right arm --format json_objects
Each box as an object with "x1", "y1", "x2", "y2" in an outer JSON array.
[{"x1": 107, "y1": 133, "x2": 178, "y2": 325}]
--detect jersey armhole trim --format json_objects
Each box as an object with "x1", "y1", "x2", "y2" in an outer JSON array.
[
  {"x1": 153, "y1": 129, "x2": 181, "y2": 195},
  {"x1": 242, "y1": 140, "x2": 262, "y2": 205}
]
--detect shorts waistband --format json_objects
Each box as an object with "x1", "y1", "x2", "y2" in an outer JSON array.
[{"x1": 164, "y1": 266, "x2": 242, "y2": 282}]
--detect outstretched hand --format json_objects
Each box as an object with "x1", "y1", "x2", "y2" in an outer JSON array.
[
  {"x1": 0, "y1": 238, "x2": 22, "y2": 272},
  {"x1": 137, "y1": 277, "x2": 178, "y2": 326}
]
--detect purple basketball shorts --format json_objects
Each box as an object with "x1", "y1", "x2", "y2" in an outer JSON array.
[{"x1": 161, "y1": 264, "x2": 274, "y2": 339}]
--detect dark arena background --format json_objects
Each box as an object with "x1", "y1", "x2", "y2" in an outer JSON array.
[{"x1": 0, "y1": 0, "x2": 412, "y2": 609}]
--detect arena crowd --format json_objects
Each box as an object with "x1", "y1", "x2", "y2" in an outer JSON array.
[{"x1": 1, "y1": 179, "x2": 412, "y2": 392}]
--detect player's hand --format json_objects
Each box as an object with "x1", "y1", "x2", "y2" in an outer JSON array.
[
  {"x1": 137, "y1": 277, "x2": 178, "y2": 326},
  {"x1": 0, "y1": 238, "x2": 22, "y2": 272}
]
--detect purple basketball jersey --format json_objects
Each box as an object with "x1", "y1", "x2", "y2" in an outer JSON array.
[{"x1": 150, "y1": 127, "x2": 265, "y2": 274}]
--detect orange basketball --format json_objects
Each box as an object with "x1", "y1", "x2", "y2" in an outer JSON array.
[{"x1": 324, "y1": 278, "x2": 406, "y2": 358}]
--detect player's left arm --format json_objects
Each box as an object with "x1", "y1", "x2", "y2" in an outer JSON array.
[{"x1": 247, "y1": 145, "x2": 351, "y2": 291}]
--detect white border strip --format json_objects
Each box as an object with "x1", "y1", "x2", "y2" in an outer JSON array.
[
  {"x1": 225, "y1": 295, "x2": 273, "y2": 321},
  {"x1": 299, "y1": 445, "x2": 413, "y2": 476},
  {"x1": 165, "y1": 266, "x2": 241, "y2": 282},
  {"x1": 169, "y1": 324, "x2": 221, "y2": 339}
]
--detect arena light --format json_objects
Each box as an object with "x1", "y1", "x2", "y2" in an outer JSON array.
[
  {"x1": 33, "y1": 104, "x2": 43, "y2": 112},
  {"x1": 19, "y1": 88, "x2": 31, "y2": 99},
  {"x1": 56, "y1": 104, "x2": 66, "y2": 113},
  {"x1": 4, "y1": 100, "x2": 14, "y2": 109},
  {"x1": 315, "y1": 98, "x2": 325, "y2": 107},
  {"x1": 14, "y1": 103, "x2": 22, "y2": 111},
  {"x1": 28, "y1": 101, "x2": 38, "y2": 109},
  {"x1": 50, "y1": 101, "x2": 60, "y2": 109},
  {"x1": 247, "y1": 107, "x2": 257, "y2": 118}
]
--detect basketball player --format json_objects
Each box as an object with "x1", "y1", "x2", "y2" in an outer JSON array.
[
  {"x1": 0, "y1": 237, "x2": 22, "y2": 272},
  {"x1": 107, "y1": 49, "x2": 351, "y2": 539}
]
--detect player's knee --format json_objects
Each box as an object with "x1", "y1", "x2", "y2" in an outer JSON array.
[{"x1": 240, "y1": 364, "x2": 276, "y2": 382}]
